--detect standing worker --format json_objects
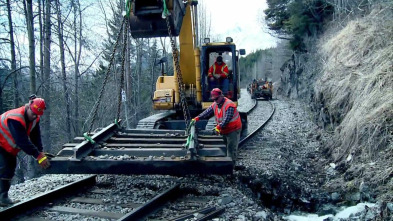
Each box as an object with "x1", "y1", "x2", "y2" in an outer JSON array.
[
  {"x1": 208, "y1": 56, "x2": 229, "y2": 95},
  {"x1": 192, "y1": 88, "x2": 242, "y2": 162},
  {"x1": 0, "y1": 96, "x2": 50, "y2": 206}
]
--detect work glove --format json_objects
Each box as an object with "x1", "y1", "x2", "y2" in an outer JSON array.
[
  {"x1": 37, "y1": 152, "x2": 51, "y2": 169},
  {"x1": 44, "y1": 152, "x2": 56, "y2": 159},
  {"x1": 214, "y1": 125, "x2": 222, "y2": 135},
  {"x1": 191, "y1": 117, "x2": 199, "y2": 124}
]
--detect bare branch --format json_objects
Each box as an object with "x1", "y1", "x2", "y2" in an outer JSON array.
[{"x1": 79, "y1": 50, "x2": 103, "y2": 76}]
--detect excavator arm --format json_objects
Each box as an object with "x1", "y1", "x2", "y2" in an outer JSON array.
[{"x1": 128, "y1": 0, "x2": 187, "y2": 38}]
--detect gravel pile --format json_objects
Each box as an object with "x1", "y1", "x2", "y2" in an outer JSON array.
[{"x1": 236, "y1": 97, "x2": 331, "y2": 213}]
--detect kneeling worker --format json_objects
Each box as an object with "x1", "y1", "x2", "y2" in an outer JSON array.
[
  {"x1": 192, "y1": 88, "x2": 242, "y2": 162},
  {"x1": 0, "y1": 97, "x2": 50, "y2": 206}
]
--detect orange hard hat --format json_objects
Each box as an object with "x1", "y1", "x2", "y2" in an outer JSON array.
[
  {"x1": 211, "y1": 88, "x2": 222, "y2": 99},
  {"x1": 30, "y1": 98, "x2": 46, "y2": 115}
]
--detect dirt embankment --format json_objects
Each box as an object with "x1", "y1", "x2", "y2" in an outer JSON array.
[
  {"x1": 278, "y1": 2, "x2": 392, "y2": 208},
  {"x1": 315, "y1": 5, "x2": 393, "y2": 202}
]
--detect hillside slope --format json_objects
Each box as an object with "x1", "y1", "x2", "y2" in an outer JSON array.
[
  {"x1": 316, "y1": 5, "x2": 393, "y2": 201},
  {"x1": 279, "y1": 4, "x2": 392, "y2": 202}
]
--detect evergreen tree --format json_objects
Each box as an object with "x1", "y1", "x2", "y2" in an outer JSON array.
[{"x1": 265, "y1": 0, "x2": 334, "y2": 51}]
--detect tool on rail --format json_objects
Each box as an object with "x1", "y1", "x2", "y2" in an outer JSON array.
[{"x1": 48, "y1": 0, "x2": 249, "y2": 175}]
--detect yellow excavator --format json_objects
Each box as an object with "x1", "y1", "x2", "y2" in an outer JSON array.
[
  {"x1": 45, "y1": 0, "x2": 247, "y2": 175},
  {"x1": 130, "y1": 0, "x2": 247, "y2": 130}
]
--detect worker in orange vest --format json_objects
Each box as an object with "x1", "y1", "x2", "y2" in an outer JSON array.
[
  {"x1": 0, "y1": 96, "x2": 50, "y2": 206},
  {"x1": 208, "y1": 56, "x2": 229, "y2": 95},
  {"x1": 192, "y1": 88, "x2": 242, "y2": 162}
]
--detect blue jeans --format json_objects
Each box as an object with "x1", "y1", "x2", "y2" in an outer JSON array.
[{"x1": 209, "y1": 78, "x2": 229, "y2": 95}]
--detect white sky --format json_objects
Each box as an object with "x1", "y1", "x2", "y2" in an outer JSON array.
[{"x1": 202, "y1": 0, "x2": 277, "y2": 53}]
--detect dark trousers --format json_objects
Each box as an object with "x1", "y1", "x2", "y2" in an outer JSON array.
[
  {"x1": 0, "y1": 147, "x2": 16, "y2": 180},
  {"x1": 222, "y1": 128, "x2": 241, "y2": 162}
]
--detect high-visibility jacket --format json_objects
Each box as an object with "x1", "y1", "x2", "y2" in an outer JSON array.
[
  {"x1": 0, "y1": 106, "x2": 40, "y2": 156},
  {"x1": 211, "y1": 98, "x2": 242, "y2": 134},
  {"x1": 208, "y1": 62, "x2": 229, "y2": 79}
]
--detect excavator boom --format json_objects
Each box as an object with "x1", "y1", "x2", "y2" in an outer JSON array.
[{"x1": 128, "y1": 0, "x2": 187, "y2": 38}]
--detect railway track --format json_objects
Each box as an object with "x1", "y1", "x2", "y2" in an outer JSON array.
[
  {"x1": 240, "y1": 99, "x2": 275, "y2": 147},
  {"x1": 0, "y1": 96, "x2": 276, "y2": 221},
  {"x1": 1, "y1": 175, "x2": 235, "y2": 220}
]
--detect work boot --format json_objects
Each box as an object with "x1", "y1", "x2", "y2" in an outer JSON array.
[{"x1": 0, "y1": 180, "x2": 19, "y2": 206}]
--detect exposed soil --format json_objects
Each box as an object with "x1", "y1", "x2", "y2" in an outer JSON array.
[{"x1": 234, "y1": 95, "x2": 392, "y2": 220}]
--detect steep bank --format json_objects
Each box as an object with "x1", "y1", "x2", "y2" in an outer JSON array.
[{"x1": 278, "y1": 3, "x2": 392, "y2": 204}]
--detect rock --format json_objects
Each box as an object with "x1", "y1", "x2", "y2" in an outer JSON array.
[
  {"x1": 255, "y1": 211, "x2": 267, "y2": 219},
  {"x1": 387, "y1": 203, "x2": 393, "y2": 212},
  {"x1": 319, "y1": 204, "x2": 337, "y2": 215},
  {"x1": 347, "y1": 192, "x2": 361, "y2": 202},
  {"x1": 237, "y1": 214, "x2": 246, "y2": 220},
  {"x1": 219, "y1": 194, "x2": 232, "y2": 205},
  {"x1": 364, "y1": 210, "x2": 377, "y2": 220},
  {"x1": 331, "y1": 192, "x2": 341, "y2": 202}
]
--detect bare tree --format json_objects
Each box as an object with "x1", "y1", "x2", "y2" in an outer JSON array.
[
  {"x1": 55, "y1": 0, "x2": 72, "y2": 141},
  {"x1": 197, "y1": 0, "x2": 211, "y2": 45},
  {"x1": 72, "y1": 0, "x2": 82, "y2": 136},
  {"x1": 23, "y1": 0, "x2": 36, "y2": 93},
  {"x1": 38, "y1": 0, "x2": 44, "y2": 86},
  {"x1": 41, "y1": 0, "x2": 51, "y2": 149},
  {"x1": 6, "y1": 0, "x2": 19, "y2": 107}
]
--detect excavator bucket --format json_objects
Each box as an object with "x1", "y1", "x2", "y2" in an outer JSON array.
[
  {"x1": 129, "y1": 0, "x2": 186, "y2": 38},
  {"x1": 46, "y1": 122, "x2": 234, "y2": 175}
]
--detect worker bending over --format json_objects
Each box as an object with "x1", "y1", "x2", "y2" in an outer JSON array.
[
  {"x1": 0, "y1": 97, "x2": 50, "y2": 206},
  {"x1": 192, "y1": 88, "x2": 242, "y2": 162}
]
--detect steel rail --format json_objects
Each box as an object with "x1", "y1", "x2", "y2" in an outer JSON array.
[
  {"x1": 0, "y1": 175, "x2": 97, "y2": 220},
  {"x1": 239, "y1": 100, "x2": 275, "y2": 147},
  {"x1": 169, "y1": 206, "x2": 217, "y2": 221},
  {"x1": 118, "y1": 184, "x2": 182, "y2": 221}
]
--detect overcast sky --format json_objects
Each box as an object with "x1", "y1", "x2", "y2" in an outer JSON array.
[{"x1": 202, "y1": 0, "x2": 277, "y2": 53}]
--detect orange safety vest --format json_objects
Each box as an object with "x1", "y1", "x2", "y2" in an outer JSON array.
[
  {"x1": 208, "y1": 62, "x2": 229, "y2": 79},
  {"x1": 211, "y1": 98, "x2": 242, "y2": 134},
  {"x1": 0, "y1": 106, "x2": 40, "y2": 156}
]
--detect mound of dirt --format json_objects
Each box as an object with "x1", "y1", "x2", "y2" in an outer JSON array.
[{"x1": 315, "y1": 4, "x2": 393, "y2": 201}]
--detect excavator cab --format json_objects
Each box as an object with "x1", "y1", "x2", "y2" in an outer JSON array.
[
  {"x1": 200, "y1": 40, "x2": 246, "y2": 109},
  {"x1": 128, "y1": 0, "x2": 187, "y2": 38}
]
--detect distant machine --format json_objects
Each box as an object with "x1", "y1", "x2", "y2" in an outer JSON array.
[{"x1": 250, "y1": 78, "x2": 273, "y2": 100}]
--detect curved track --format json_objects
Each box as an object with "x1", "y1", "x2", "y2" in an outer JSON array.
[{"x1": 239, "y1": 99, "x2": 275, "y2": 147}]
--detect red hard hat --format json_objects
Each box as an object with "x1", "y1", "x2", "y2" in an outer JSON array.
[
  {"x1": 211, "y1": 88, "x2": 222, "y2": 99},
  {"x1": 30, "y1": 98, "x2": 46, "y2": 115}
]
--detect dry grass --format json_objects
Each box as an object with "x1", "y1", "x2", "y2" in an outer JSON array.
[{"x1": 315, "y1": 4, "x2": 393, "y2": 197}]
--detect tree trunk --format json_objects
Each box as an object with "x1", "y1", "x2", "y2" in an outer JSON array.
[
  {"x1": 124, "y1": 20, "x2": 131, "y2": 129},
  {"x1": 135, "y1": 39, "x2": 142, "y2": 125},
  {"x1": 73, "y1": 0, "x2": 82, "y2": 136},
  {"x1": 39, "y1": 0, "x2": 44, "y2": 90},
  {"x1": 6, "y1": 0, "x2": 18, "y2": 108},
  {"x1": 56, "y1": 0, "x2": 72, "y2": 141},
  {"x1": 23, "y1": 0, "x2": 36, "y2": 94},
  {"x1": 42, "y1": 0, "x2": 51, "y2": 150}
]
